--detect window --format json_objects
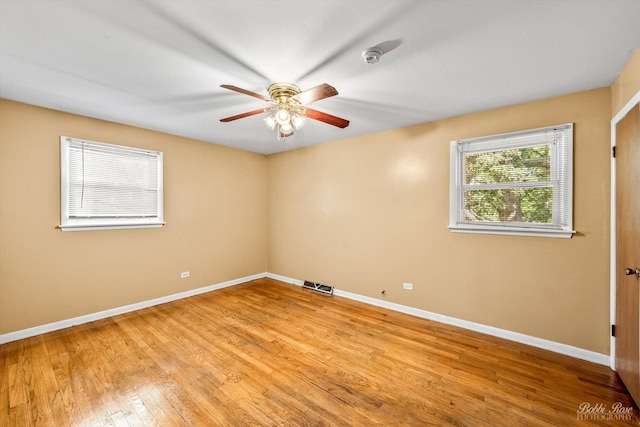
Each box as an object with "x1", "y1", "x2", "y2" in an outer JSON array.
[
  {"x1": 449, "y1": 123, "x2": 574, "y2": 238},
  {"x1": 59, "y1": 136, "x2": 164, "y2": 231}
]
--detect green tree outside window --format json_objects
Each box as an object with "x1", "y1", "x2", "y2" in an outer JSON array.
[{"x1": 463, "y1": 145, "x2": 552, "y2": 224}]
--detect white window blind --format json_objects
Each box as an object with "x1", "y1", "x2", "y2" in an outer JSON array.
[
  {"x1": 60, "y1": 136, "x2": 164, "y2": 231},
  {"x1": 449, "y1": 124, "x2": 574, "y2": 238}
]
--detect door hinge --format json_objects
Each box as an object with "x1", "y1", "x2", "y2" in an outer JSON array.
[
  {"x1": 613, "y1": 146, "x2": 616, "y2": 158},
  {"x1": 612, "y1": 324, "x2": 616, "y2": 337}
]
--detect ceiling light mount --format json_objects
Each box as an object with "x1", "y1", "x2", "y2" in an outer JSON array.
[{"x1": 268, "y1": 83, "x2": 301, "y2": 101}]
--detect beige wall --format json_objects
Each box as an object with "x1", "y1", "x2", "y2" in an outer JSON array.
[
  {"x1": 0, "y1": 86, "x2": 618, "y2": 354},
  {"x1": 0, "y1": 100, "x2": 268, "y2": 334},
  {"x1": 268, "y1": 88, "x2": 611, "y2": 354},
  {"x1": 612, "y1": 46, "x2": 640, "y2": 115}
]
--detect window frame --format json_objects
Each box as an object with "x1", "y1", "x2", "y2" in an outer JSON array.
[
  {"x1": 59, "y1": 136, "x2": 165, "y2": 232},
  {"x1": 449, "y1": 123, "x2": 574, "y2": 238}
]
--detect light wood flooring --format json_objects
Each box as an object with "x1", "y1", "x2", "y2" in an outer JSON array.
[{"x1": 1, "y1": 277, "x2": 638, "y2": 426}]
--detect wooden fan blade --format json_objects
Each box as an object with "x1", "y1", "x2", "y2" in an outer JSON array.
[
  {"x1": 291, "y1": 83, "x2": 338, "y2": 105},
  {"x1": 220, "y1": 108, "x2": 266, "y2": 122},
  {"x1": 303, "y1": 107, "x2": 349, "y2": 128},
  {"x1": 220, "y1": 85, "x2": 271, "y2": 102}
]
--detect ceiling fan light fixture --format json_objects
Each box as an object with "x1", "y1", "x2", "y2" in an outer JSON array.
[
  {"x1": 291, "y1": 113, "x2": 305, "y2": 130},
  {"x1": 263, "y1": 115, "x2": 277, "y2": 130},
  {"x1": 279, "y1": 122, "x2": 293, "y2": 134},
  {"x1": 275, "y1": 108, "x2": 290, "y2": 125},
  {"x1": 277, "y1": 125, "x2": 294, "y2": 141}
]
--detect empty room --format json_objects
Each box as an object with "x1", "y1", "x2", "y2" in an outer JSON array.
[{"x1": 2, "y1": 0, "x2": 640, "y2": 425}]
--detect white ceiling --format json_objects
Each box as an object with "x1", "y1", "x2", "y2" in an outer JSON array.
[{"x1": 1, "y1": 0, "x2": 639, "y2": 155}]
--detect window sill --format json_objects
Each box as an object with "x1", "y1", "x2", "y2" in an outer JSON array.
[
  {"x1": 59, "y1": 222, "x2": 165, "y2": 232},
  {"x1": 449, "y1": 225, "x2": 575, "y2": 239}
]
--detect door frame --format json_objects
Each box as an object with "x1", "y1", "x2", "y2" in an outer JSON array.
[{"x1": 610, "y1": 89, "x2": 640, "y2": 370}]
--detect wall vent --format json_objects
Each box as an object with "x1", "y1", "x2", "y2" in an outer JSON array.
[{"x1": 303, "y1": 280, "x2": 334, "y2": 295}]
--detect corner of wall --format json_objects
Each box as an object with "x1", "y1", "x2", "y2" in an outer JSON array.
[{"x1": 612, "y1": 45, "x2": 640, "y2": 116}]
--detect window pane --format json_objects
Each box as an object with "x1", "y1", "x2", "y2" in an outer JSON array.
[
  {"x1": 60, "y1": 136, "x2": 164, "y2": 231},
  {"x1": 450, "y1": 123, "x2": 572, "y2": 237},
  {"x1": 463, "y1": 187, "x2": 553, "y2": 224},
  {"x1": 465, "y1": 145, "x2": 550, "y2": 185},
  {"x1": 68, "y1": 147, "x2": 158, "y2": 217}
]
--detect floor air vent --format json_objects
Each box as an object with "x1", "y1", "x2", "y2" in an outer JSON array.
[{"x1": 303, "y1": 280, "x2": 334, "y2": 295}]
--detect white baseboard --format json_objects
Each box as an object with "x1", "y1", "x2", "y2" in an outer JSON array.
[
  {"x1": 1, "y1": 271, "x2": 610, "y2": 366},
  {"x1": 266, "y1": 272, "x2": 305, "y2": 286},
  {"x1": 265, "y1": 273, "x2": 609, "y2": 366},
  {"x1": 0, "y1": 272, "x2": 267, "y2": 345}
]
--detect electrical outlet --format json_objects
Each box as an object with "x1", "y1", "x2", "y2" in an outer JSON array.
[
  {"x1": 403, "y1": 282, "x2": 413, "y2": 290},
  {"x1": 181, "y1": 271, "x2": 190, "y2": 278}
]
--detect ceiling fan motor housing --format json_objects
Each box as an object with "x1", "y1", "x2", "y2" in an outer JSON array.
[{"x1": 268, "y1": 83, "x2": 301, "y2": 103}]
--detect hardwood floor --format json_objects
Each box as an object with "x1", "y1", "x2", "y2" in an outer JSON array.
[{"x1": 1, "y1": 277, "x2": 638, "y2": 426}]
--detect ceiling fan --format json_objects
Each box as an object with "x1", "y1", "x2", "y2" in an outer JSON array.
[{"x1": 220, "y1": 83, "x2": 349, "y2": 141}]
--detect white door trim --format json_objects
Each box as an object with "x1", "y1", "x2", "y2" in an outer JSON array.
[{"x1": 610, "y1": 89, "x2": 640, "y2": 370}]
